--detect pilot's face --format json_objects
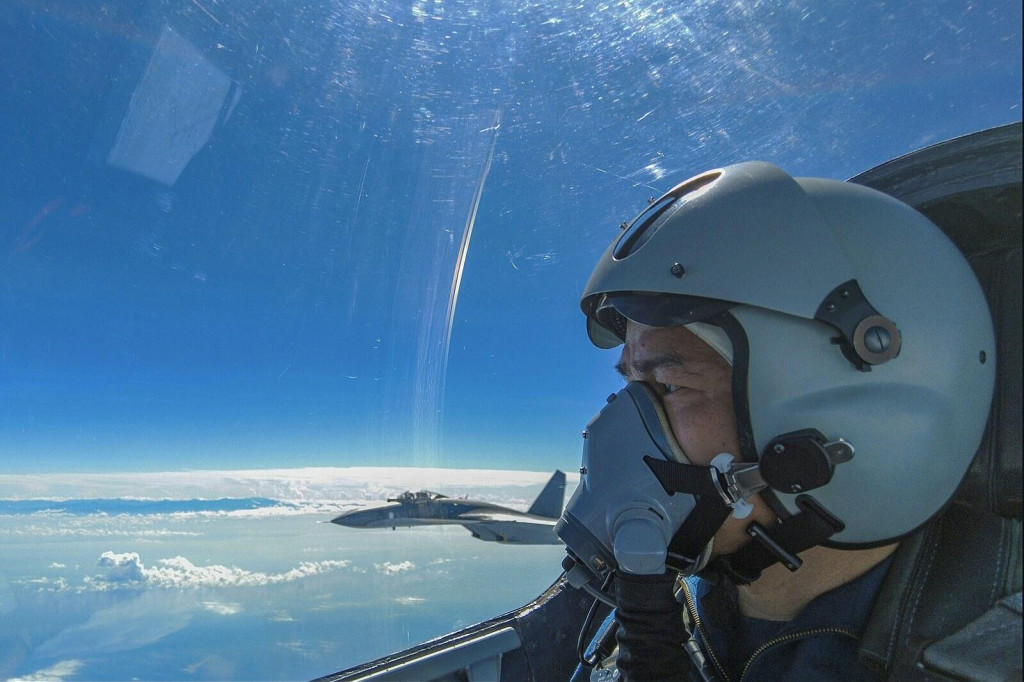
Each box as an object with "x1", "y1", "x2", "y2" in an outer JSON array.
[{"x1": 617, "y1": 321, "x2": 776, "y2": 556}]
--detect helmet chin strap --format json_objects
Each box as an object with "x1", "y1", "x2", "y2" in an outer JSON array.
[
  {"x1": 711, "y1": 495, "x2": 846, "y2": 584},
  {"x1": 643, "y1": 454, "x2": 760, "y2": 575},
  {"x1": 645, "y1": 448, "x2": 848, "y2": 583},
  {"x1": 627, "y1": 377, "x2": 757, "y2": 576}
]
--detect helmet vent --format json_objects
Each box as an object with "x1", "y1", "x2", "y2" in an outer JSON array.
[
  {"x1": 614, "y1": 195, "x2": 676, "y2": 259},
  {"x1": 613, "y1": 171, "x2": 721, "y2": 260}
]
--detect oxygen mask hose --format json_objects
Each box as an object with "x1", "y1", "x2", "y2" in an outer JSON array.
[{"x1": 613, "y1": 570, "x2": 689, "y2": 682}]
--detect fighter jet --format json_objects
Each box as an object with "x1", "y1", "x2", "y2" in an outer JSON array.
[{"x1": 330, "y1": 471, "x2": 566, "y2": 544}]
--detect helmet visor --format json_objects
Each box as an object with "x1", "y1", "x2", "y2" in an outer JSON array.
[{"x1": 587, "y1": 292, "x2": 736, "y2": 346}]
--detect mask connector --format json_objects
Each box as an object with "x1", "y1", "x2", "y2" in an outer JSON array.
[
  {"x1": 612, "y1": 508, "x2": 671, "y2": 575},
  {"x1": 709, "y1": 453, "x2": 762, "y2": 518}
]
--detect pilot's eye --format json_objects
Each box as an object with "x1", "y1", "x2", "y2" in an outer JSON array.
[{"x1": 663, "y1": 383, "x2": 681, "y2": 394}]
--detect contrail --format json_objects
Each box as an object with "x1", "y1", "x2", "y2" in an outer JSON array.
[{"x1": 441, "y1": 110, "x2": 501, "y2": 385}]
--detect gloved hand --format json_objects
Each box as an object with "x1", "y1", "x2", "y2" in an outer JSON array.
[{"x1": 614, "y1": 570, "x2": 690, "y2": 682}]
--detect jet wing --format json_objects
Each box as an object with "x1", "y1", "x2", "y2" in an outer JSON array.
[
  {"x1": 453, "y1": 512, "x2": 561, "y2": 545},
  {"x1": 455, "y1": 511, "x2": 553, "y2": 524}
]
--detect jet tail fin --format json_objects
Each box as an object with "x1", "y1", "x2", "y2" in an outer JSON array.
[{"x1": 527, "y1": 470, "x2": 566, "y2": 519}]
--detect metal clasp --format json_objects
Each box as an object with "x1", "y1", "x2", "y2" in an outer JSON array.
[{"x1": 709, "y1": 454, "x2": 767, "y2": 508}]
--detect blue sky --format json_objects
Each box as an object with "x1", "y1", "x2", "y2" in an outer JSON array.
[{"x1": 0, "y1": 0, "x2": 1020, "y2": 474}]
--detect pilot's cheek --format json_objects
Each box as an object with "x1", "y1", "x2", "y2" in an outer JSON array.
[{"x1": 664, "y1": 401, "x2": 732, "y2": 467}]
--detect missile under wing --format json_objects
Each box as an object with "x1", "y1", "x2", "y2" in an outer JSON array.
[{"x1": 330, "y1": 470, "x2": 566, "y2": 545}]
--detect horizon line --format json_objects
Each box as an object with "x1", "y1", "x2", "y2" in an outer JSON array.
[{"x1": 0, "y1": 464, "x2": 572, "y2": 477}]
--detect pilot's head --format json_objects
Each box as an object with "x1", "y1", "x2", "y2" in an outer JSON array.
[
  {"x1": 581, "y1": 162, "x2": 995, "y2": 564},
  {"x1": 614, "y1": 321, "x2": 774, "y2": 557}
]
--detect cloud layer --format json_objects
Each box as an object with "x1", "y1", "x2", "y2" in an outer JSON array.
[
  {"x1": 88, "y1": 551, "x2": 353, "y2": 591},
  {"x1": 7, "y1": 659, "x2": 83, "y2": 682},
  {"x1": 0, "y1": 467, "x2": 577, "y2": 511},
  {"x1": 374, "y1": 561, "x2": 415, "y2": 576}
]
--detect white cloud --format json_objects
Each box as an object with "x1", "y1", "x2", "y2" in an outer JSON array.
[
  {"x1": 202, "y1": 600, "x2": 241, "y2": 615},
  {"x1": 48, "y1": 562, "x2": 66, "y2": 569},
  {"x1": 16, "y1": 576, "x2": 69, "y2": 593},
  {"x1": 374, "y1": 561, "x2": 415, "y2": 576},
  {"x1": 269, "y1": 611, "x2": 295, "y2": 622},
  {"x1": 98, "y1": 551, "x2": 146, "y2": 582},
  {"x1": 0, "y1": 521, "x2": 201, "y2": 539},
  {"x1": 86, "y1": 551, "x2": 353, "y2": 591},
  {"x1": 0, "y1": 467, "x2": 577, "y2": 510},
  {"x1": 394, "y1": 596, "x2": 426, "y2": 605},
  {"x1": 6, "y1": 659, "x2": 83, "y2": 681}
]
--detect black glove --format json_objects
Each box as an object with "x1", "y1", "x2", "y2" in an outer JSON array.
[{"x1": 614, "y1": 570, "x2": 690, "y2": 682}]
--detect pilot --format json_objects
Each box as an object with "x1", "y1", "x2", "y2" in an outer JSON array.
[{"x1": 571, "y1": 162, "x2": 995, "y2": 681}]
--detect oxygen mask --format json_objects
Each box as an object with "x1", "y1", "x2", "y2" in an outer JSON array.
[{"x1": 556, "y1": 382, "x2": 769, "y2": 596}]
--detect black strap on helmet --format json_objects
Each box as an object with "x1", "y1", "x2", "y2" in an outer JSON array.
[
  {"x1": 643, "y1": 450, "x2": 848, "y2": 581},
  {"x1": 667, "y1": 495, "x2": 732, "y2": 572},
  {"x1": 714, "y1": 495, "x2": 846, "y2": 584}
]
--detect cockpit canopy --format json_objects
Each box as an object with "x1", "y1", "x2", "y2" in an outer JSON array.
[{"x1": 386, "y1": 491, "x2": 449, "y2": 503}]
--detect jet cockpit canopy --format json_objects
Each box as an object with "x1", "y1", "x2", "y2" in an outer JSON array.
[{"x1": 386, "y1": 491, "x2": 449, "y2": 503}]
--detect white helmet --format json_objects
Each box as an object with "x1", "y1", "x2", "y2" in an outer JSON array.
[{"x1": 581, "y1": 162, "x2": 995, "y2": 548}]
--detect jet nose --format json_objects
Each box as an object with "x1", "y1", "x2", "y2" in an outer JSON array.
[{"x1": 330, "y1": 510, "x2": 366, "y2": 527}]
